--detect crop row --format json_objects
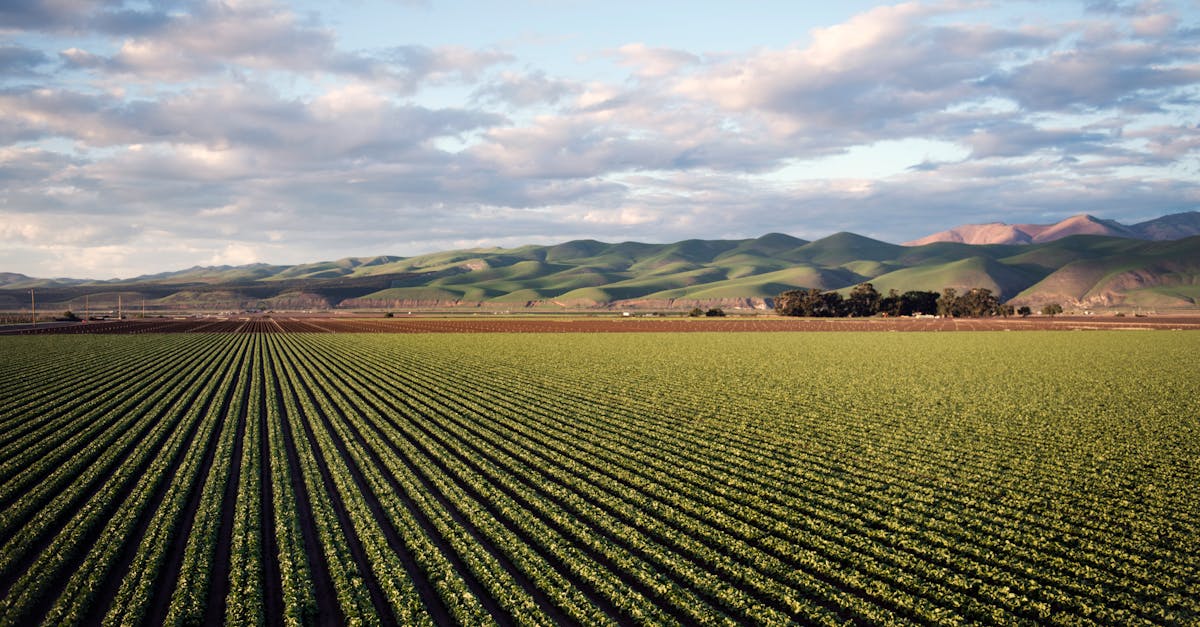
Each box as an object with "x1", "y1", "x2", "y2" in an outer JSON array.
[{"x1": 0, "y1": 331, "x2": 1196, "y2": 625}]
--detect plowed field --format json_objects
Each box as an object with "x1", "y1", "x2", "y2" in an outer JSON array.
[{"x1": 4, "y1": 314, "x2": 1199, "y2": 334}]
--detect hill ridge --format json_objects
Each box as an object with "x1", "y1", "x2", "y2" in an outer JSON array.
[
  {"x1": 905, "y1": 211, "x2": 1199, "y2": 246},
  {"x1": 3, "y1": 214, "x2": 1199, "y2": 312}
]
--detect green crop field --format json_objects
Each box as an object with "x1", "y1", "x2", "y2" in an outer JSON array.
[{"x1": 1, "y1": 331, "x2": 1197, "y2": 625}]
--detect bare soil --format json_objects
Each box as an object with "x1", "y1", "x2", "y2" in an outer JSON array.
[{"x1": 5, "y1": 315, "x2": 1199, "y2": 334}]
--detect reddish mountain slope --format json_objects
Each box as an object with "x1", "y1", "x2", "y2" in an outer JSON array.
[{"x1": 906, "y1": 213, "x2": 1153, "y2": 246}]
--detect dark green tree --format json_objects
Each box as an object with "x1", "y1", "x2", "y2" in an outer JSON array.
[
  {"x1": 774, "y1": 288, "x2": 843, "y2": 317},
  {"x1": 845, "y1": 283, "x2": 881, "y2": 317},
  {"x1": 774, "y1": 290, "x2": 805, "y2": 316},
  {"x1": 1017, "y1": 305, "x2": 1032, "y2": 317},
  {"x1": 899, "y1": 291, "x2": 939, "y2": 316},
  {"x1": 937, "y1": 288, "x2": 960, "y2": 317},
  {"x1": 960, "y1": 288, "x2": 1000, "y2": 317},
  {"x1": 810, "y1": 289, "x2": 844, "y2": 317},
  {"x1": 1041, "y1": 303, "x2": 1064, "y2": 316},
  {"x1": 704, "y1": 307, "x2": 726, "y2": 317},
  {"x1": 878, "y1": 289, "x2": 902, "y2": 317},
  {"x1": 688, "y1": 307, "x2": 705, "y2": 317}
]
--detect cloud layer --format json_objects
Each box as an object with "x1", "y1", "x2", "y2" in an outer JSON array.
[{"x1": 2, "y1": 0, "x2": 1198, "y2": 278}]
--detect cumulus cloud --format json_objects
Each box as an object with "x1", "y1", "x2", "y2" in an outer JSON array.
[
  {"x1": 2, "y1": 0, "x2": 1199, "y2": 277},
  {"x1": 42, "y1": 1, "x2": 511, "y2": 91},
  {"x1": 471, "y1": 70, "x2": 579, "y2": 107},
  {"x1": 0, "y1": 82, "x2": 503, "y2": 161},
  {"x1": 210, "y1": 242, "x2": 262, "y2": 265},
  {"x1": 671, "y1": 5, "x2": 1060, "y2": 140},
  {"x1": 964, "y1": 122, "x2": 1114, "y2": 159},
  {"x1": 0, "y1": 43, "x2": 50, "y2": 74},
  {"x1": 990, "y1": 44, "x2": 1200, "y2": 112},
  {"x1": 610, "y1": 44, "x2": 699, "y2": 78}
]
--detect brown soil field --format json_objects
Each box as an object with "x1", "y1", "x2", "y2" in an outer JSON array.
[{"x1": 4, "y1": 315, "x2": 1200, "y2": 334}]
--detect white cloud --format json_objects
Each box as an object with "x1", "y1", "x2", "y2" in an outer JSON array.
[
  {"x1": 611, "y1": 44, "x2": 699, "y2": 78},
  {"x1": 210, "y1": 242, "x2": 262, "y2": 266},
  {"x1": 2, "y1": 0, "x2": 1199, "y2": 278}
]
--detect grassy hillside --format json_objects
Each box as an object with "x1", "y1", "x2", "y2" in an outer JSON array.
[
  {"x1": 867, "y1": 256, "x2": 1042, "y2": 299},
  {"x1": 4, "y1": 233, "x2": 1197, "y2": 311},
  {"x1": 1011, "y1": 236, "x2": 1200, "y2": 308}
]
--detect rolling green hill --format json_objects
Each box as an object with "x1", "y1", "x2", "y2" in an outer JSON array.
[
  {"x1": 4, "y1": 231, "x2": 1198, "y2": 312},
  {"x1": 866, "y1": 256, "x2": 1042, "y2": 300}
]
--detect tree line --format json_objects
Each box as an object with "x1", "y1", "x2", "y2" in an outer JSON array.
[{"x1": 775, "y1": 284, "x2": 1061, "y2": 318}]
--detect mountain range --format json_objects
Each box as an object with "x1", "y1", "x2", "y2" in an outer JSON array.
[
  {"x1": 904, "y1": 211, "x2": 1200, "y2": 245},
  {"x1": 2, "y1": 211, "x2": 1199, "y2": 312}
]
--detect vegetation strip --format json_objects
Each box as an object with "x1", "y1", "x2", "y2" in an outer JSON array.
[
  {"x1": 265, "y1": 347, "x2": 346, "y2": 626},
  {"x1": 0, "y1": 330, "x2": 1195, "y2": 624}
]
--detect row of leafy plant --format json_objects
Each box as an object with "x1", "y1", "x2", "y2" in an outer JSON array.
[{"x1": 0, "y1": 331, "x2": 1195, "y2": 624}]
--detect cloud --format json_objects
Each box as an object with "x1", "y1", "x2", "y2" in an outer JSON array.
[
  {"x1": 990, "y1": 44, "x2": 1200, "y2": 112},
  {"x1": 471, "y1": 70, "x2": 578, "y2": 107},
  {"x1": 610, "y1": 43, "x2": 699, "y2": 78},
  {"x1": 3, "y1": 0, "x2": 1199, "y2": 278},
  {"x1": 210, "y1": 242, "x2": 261, "y2": 265},
  {"x1": 964, "y1": 122, "x2": 1114, "y2": 159},
  {"x1": 0, "y1": 83, "x2": 503, "y2": 160},
  {"x1": 380, "y1": 45, "x2": 512, "y2": 82},
  {"x1": 0, "y1": 0, "x2": 179, "y2": 35},
  {"x1": 46, "y1": 1, "x2": 512, "y2": 90},
  {"x1": 669, "y1": 5, "x2": 1060, "y2": 145},
  {"x1": 0, "y1": 43, "x2": 50, "y2": 74},
  {"x1": 63, "y1": 1, "x2": 342, "y2": 80}
]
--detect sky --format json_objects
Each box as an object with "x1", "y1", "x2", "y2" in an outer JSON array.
[{"x1": 2, "y1": 0, "x2": 1199, "y2": 279}]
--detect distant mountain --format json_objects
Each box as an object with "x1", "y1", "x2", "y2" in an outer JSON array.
[
  {"x1": 3, "y1": 214, "x2": 1198, "y2": 312},
  {"x1": 2, "y1": 234, "x2": 1196, "y2": 312},
  {"x1": 1007, "y1": 236, "x2": 1200, "y2": 310},
  {"x1": 905, "y1": 211, "x2": 1200, "y2": 246},
  {"x1": 1130, "y1": 211, "x2": 1200, "y2": 240},
  {"x1": 0, "y1": 272, "x2": 90, "y2": 289},
  {"x1": 0, "y1": 272, "x2": 31, "y2": 287}
]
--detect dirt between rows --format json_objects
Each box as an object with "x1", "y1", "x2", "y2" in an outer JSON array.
[{"x1": 5, "y1": 315, "x2": 1200, "y2": 334}]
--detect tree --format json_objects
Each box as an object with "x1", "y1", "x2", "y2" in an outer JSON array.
[
  {"x1": 704, "y1": 307, "x2": 726, "y2": 317},
  {"x1": 774, "y1": 290, "x2": 805, "y2": 316},
  {"x1": 688, "y1": 307, "x2": 705, "y2": 317},
  {"x1": 1041, "y1": 303, "x2": 1064, "y2": 316},
  {"x1": 774, "y1": 288, "x2": 842, "y2": 317},
  {"x1": 960, "y1": 288, "x2": 1000, "y2": 317},
  {"x1": 996, "y1": 303, "x2": 1015, "y2": 317},
  {"x1": 845, "y1": 283, "x2": 881, "y2": 317},
  {"x1": 810, "y1": 289, "x2": 844, "y2": 317},
  {"x1": 937, "y1": 288, "x2": 959, "y2": 317},
  {"x1": 878, "y1": 289, "x2": 902, "y2": 317},
  {"x1": 61, "y1": 310, "x2": 80, "y2": 322},
  {"x1": 899, "y1": 291, "x2": 939, "y2": 316},
  {"x1": 1017, "y1": 306, "x2": 1032, "y2": 317}
]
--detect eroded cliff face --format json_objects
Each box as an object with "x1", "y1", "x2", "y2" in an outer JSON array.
[{"x1": 258, "y1": 292, "x2": 332, "y2": 310}]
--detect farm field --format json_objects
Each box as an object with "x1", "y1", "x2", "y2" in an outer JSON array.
[
  {"x1": 4, "y1": 313, "x2": 1200, "y2": 335},
  {"x1": 0, "y1": 331, "x2": 1197, "y2": 625}
]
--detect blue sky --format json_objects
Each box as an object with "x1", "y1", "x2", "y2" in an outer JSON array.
[{"x1": 2, "y1": 0, "x2": 1198, "y2": 278}]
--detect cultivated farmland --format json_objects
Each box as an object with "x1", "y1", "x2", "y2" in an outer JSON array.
[{"x1": 0, "y1": 331, "x2": 1197, "y2": 625}]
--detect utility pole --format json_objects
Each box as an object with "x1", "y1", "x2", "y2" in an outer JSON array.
[
  {"x1": 142, "y1": 299, "x2": 146, "y2": 320},
  {"x1": 118, "y1": 294, "x2": 122, "y2": 320},
  {"x1": 84, "y1": 294, "x2": 89, "y2": 324},
  {"x1": 30, "y1": 289, "x2": 35, "y2": 327}
]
